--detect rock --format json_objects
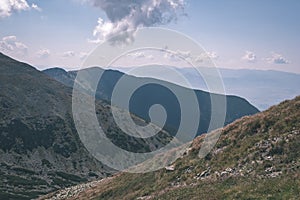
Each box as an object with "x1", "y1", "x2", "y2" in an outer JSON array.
[
  {"x1": 137, "y1": 196, "x2": 152, "y2": 200},
  {"x1": 269, "y1": 171, "x2": 282, "y2": 178},
  {"x1": 220, "y1": 171, "x2": 228, "y2": 177},
  {"x1": 265, "y1": 156, "x2": 273, "y2": 161},
  {"x1": 165, "y1": 165, "x2": 175, "y2": 171},
  {"x1": 226, "y1": 168, "x2": 233, "y2": 173},
  {"x1": 185, "y1": 167, "x2": 193, "y2": 174},
  {"x1": 265, "y1": 167, "x2": 274, "y2": 173},
  {"x1": 199, "y1": 169, "x2": 210, "y2": 177},
  {"x1": 214, "y1": 171, "x2": 220, "y2": 177}
]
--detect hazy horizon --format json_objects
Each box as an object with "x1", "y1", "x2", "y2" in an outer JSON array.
[{"x1": 0, "y1": 0, "x2": 299, "y2": 73}]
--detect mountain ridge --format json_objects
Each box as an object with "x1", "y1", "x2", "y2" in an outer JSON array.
[
  {"x1": 113, "y1": 65, "x2": 300, "y2": 110},
  {"x1": 0, "y1": 53, "x2": 259, "y2": 199},
  {"x1": 40, "y1": 95, "x2": 300, "y2": 200},
  {"x1": 44, "y1": 67, "x2": 259, "y2": 136}
]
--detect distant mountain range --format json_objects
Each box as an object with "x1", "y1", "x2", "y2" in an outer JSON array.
[
  {"x1": 115, "y1": 65, "x2": 300, "y2": 111},
  {"x1": 41, "y1": 96, "x2": 300, "y2": 200},
  {"x1": 44, "y1": 67, "x2": 259, "y2": 137}
]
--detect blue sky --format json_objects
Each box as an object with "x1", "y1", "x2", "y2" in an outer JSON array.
[{"x1": 0, "y1": 0, "x2": 299, "y2": 73}]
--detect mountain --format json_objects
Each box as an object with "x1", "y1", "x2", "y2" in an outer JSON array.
[
  {"x1": 116, "y1": 66, "x2": 300, "y2": 110},
  {"x1": 0, "y1": 53, "x2": 259, "y2": 199},
  {"x1": 41, "y1": 96, "x2": 300, "y2": 200},
  {"x1": 44, "y1": 67, "x2": 259, "y2": 137},
  {"x1": 0, "y1": 53, "x2": 172, "y2": 199}
]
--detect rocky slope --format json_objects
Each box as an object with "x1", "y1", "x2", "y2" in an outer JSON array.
[
  {"x1": 41, "y1": 96, "x2": 300, "y2": 200},
  {"x1": 0, "y1": 53, "x2": 172, "y2": 199}
]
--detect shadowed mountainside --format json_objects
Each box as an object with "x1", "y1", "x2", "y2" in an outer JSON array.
[
  {"x1": 44, "y1": 67, "x2": 259, "y2": 137},
  {"x1": 0, "y1": 53, "x2": 172, "y2": 199},
  {"x1": 116, "y1": 65, "x2": 300, "y2": 111}
]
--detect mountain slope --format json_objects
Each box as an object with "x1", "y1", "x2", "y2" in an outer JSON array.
[
  {"x1": 117, "y1": 65, "x2": 300, "y2": 110},
  {"x1": 0, "y1": 53, "x2": 172, "y2": 199},
  {"x1": 44, "y1": 67, "x2": 259, "y2": 136},
  {"x1": 0, "y1": 53, "x2": 110, "y2": 199},
  {"x1": 42, "y1": 96, "x2": 300, "y2": 200}
]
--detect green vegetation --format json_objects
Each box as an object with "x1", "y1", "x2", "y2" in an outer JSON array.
[
  {"x1": 12, "y1": 167, "x2": 36, "y2": 175},
  {"x1": 154, "y1": 176, "x2": 300, "y2": 200},
  {"x1": 62, "y1": 96, "x2": 300, "y2": 200},
  {"x1": 56, "y1": 171, "x2": 88, "y2": 183}
]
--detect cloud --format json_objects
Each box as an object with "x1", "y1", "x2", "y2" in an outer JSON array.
[
  {"x1": 195, "y1": 51, "x2": 219, "y2": 63},
  {"x1": 0, "y1": 1, "x2": 42, "y2": 18},
  {"x1": 202, "y1": 51, "x2": 218, "y2": 59},
  {"x1": 0, "y1": 35, "x2": 28, "y2": 55},
  {"x1": 164, "y1": 49, "x2": 218, "y2": 63},
  {"x1": 79, "y1": 52, "x2": 88, "y2": 60},
  {"x1": 37, "y1": 49, "x2": 50, "y2": 59},
  {"x1": 127, "y1": 51, "x2": 154, "y2": 60},
  {"x1": 62, "y1": 51, "x2": 76, "y2": 58},
  {"x1": 147, "y1": 54, "x2": 154, "y2": 60},
  {"x1": 31, "y1": 3, "x2": 42, "y2": 12},
  {"x1": 267, "y1": 53, "x2": 290, "y2": 64},
  {"x1": 0, "y1": 36, "x2": 16, "y2": 51},
  {"x1": 85, "y1": 0, "x2": 186, "y2": 44},
  {"x1": 127, "y1": 51, "x2": 146, "y2": 58},
  {"x1": 176, "y1": 50, "x2": 192, "y2": 59},
  {"x1": 0, "y1": 0, "x2": 30, "y2": 18},
  {"x1": 242, "y1": 51, "x2": 257, "y2": 63},
  {"x1": 89, "y1": 17, "x2": 114, "y2": 43},
  {"x1": 164, "y1": 50, "x2": 191, "y2": 61},
  {"x1": 15, "y1": 42, "x2": 28, "y2": 53}
]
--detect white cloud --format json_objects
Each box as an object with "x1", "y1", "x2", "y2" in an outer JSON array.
[
  {"x1": 0, "y1": 0, "x2": 30, "y2": 18},
  {"x1": 164, "y1": 50, "x2": 218, "y2": 63},
  {"x1": 194, "y1": 51, "x2": 218, "y2": 63},
  {"x1": 0, "y1": 36, "x2": 16, "y2": 51},
  {"x1": 127, "y1": 51, "x2": 146, "y2": 58},
  {"x1": 164, "y1": 50, "x2": 191, "y2": 62},
  {"x1": 177, "y1": 50, "x2": 192, "y2": 59},
  {"x1": 79, "y1": 52, "x2": 88, "y2": 60},
  {"x1": 127, "y1": 51, "x2": 154, "y2": 60},
  {"x1": 147, "y1": 54, "x2": 154, "y2": 60},
  {"x1": 31, "y1": 3, "x2": 42, "y2": 12},
  {"x1": 37, "y1": 49, "x2": 50, "y2": 58},
  {"x1": 267, "y1": 53, "x2": 290, "y2": 64},
  {"x1": 202, "y1": 51, "x2": 218, "y2": 59},
  {"x1": 62, "y1": 51, "x2": 76, "y2": 58},
  {"x1": 15, "y1": 42, "x2": 28, "y2": 52},
  {"x1": 85, "y1": 0, "x2": 186, "y2": 44},
  {"x1": 0, "y1": 1, "x2": 41, "y2": 18},
  {"x1": 242, "y1": 51, "x2": 257, "y2": 63},
  {"x1": 89, "y1": 17, "x2": 114, "y2": 43},
  {"x1": 0, "y1": 35, "x2": 28, "y2": 55}
]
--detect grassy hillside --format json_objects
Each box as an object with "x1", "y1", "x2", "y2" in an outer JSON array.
[{"x1": 42, "y1": 96, "x2": 300, "y2": 200}]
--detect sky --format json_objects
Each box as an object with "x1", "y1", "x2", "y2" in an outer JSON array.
[{"x1": 0, "y1": 0, "x2": 299, "y2": 73}]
